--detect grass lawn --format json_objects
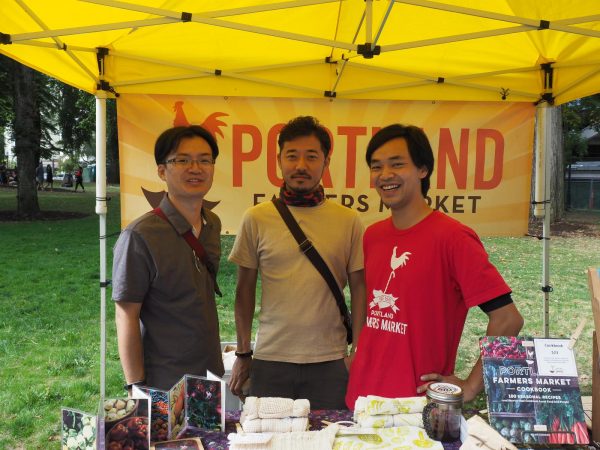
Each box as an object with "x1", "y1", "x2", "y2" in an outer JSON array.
[{"x1": 0, "y1": 185, "x2": 598, "y2": 449}]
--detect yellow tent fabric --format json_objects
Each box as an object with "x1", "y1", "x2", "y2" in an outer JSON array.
[{"x1": 1, "y1": 0, "x2": 599, "y2": 105}]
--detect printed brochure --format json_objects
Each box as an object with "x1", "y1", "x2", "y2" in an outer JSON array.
[{"x1": 135, "y1": 371, "x2": 225, "y2": 442}]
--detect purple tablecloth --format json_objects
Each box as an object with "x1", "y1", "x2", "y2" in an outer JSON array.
[{"x1": 178, "y1": 409, "x2": 462, "y2": 449}]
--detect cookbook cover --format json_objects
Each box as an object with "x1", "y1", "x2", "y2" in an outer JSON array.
[{"x1": 480, "y1": 336, "x2": 589, "y2": 445}]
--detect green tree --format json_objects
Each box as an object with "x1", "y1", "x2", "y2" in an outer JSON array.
[
  {"x1": 0, "y1": 126, "x2": 6, "y2": 165},
  {"x1": 562, "y1": 93, "x2": 600, "y2": 164},
  {"x1": 12, "y1": 58, "x2": 42, "y2": 218},
  {"x1": 1, "y1": 55, "x2": 61, "y2": 217},
  {"x1": 107, "y1": 98, "x2": 120, "y2": 184},
  {"x1": 55, "y1": 82, "x2": 95, "y2": 161},
  {"x1": 54, "y1": 83, "x2": 120, "y2": 182},
  {"x1": 561, "y1": 94, "x2": 600, "y2": 212},
  {"x1": 0, "y1": 55, "x2": 14, "y2": 166},
  {"x1": 1, "y1": 54, "x2": 120, "y2": 217}
]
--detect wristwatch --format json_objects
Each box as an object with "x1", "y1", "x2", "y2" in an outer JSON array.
[
  {"x1": 234, "y1": 350, "x2": 253, "y2": 358},
  {"x1": 123, "y1": 379, "x2": 145, "y2": 391}
]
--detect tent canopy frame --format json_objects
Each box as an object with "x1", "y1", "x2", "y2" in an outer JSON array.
[{"x1": 3, "y1": 0, "x2": 599, "y2": 103}]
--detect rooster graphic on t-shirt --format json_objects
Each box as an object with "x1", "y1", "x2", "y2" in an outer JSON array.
[{"x1": 369, "y1": 246, "x2": 410, "y2": 313}]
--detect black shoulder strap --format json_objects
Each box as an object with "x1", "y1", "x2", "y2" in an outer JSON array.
[
  {"x1": 152, "y1": 207, "x2": 222, "y2": 297},
  {"x1": 271, "y1": 198, "x2": 352, "y2": 344}
]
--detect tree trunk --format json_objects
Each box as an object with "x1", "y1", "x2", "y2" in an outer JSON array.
[
  {"x1": 107, "y1": 99, "x2": 120, "y2": 184},
  {"x1": 13, "y1": 62, "x2": 41, "y2": 219},
  {"x1": 550, "y1": 106, "x2": 564, "y2": 222},
  {"x1": 530, "y1": 106, "x2": 565, "y2": 224},
  {"x1": 0, "y1": 125, "x2": 6, "y2": 164}
]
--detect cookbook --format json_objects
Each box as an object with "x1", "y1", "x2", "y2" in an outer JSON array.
[{"x1": 480, "y1": 336, "x2": 588, "y2": 445}]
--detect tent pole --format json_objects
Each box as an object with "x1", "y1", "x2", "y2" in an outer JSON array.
[
  {"x1": 534, "y1": 103, "x2": 552, "y2": 338},
  {"x1": 365, "y1": 0, "x2": 373, "y2": 43},
  {"x1": 95, "y1": 91, "x2": 108, "y2": 400},
  {"x1": 542, "y1": 132, "x2": 551, "y2": 339}
]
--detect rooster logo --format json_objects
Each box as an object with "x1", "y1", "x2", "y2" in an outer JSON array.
[
  {"x1": 172, "y1": 101, "x2": 228, "y2": 139},
  {"x1": 369, "y1": 246, "x2": 411, "y2": 312},
  {"x1": 142, "y1": 101, "x2": 229, "y2": 209}
]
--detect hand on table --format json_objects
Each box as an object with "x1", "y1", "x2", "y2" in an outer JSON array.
[
  {"x1": 228, "y1": 357, "x2": 252, "y2": 396},
  {"x1": 417, "y1": 373, "x2": 478, "y2": 402}
]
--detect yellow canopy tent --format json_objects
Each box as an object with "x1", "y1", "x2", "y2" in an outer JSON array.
[
  {"x1": 2, "y1": 0, "x2": 599, "y2": 102},
  {"x1": 2, "y1": 0, "x2": 599, "y2": 398}
]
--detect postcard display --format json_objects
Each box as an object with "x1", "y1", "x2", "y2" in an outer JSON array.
[
  {"x1": 480, "y1": 336, "x2": 589, "y2": 445},
  {"x1": 61, "y1": 392, "x2": 151, "y2": 450},
  {"x1": 61, "y1": 372, "x2": 224, "y2": 449}
]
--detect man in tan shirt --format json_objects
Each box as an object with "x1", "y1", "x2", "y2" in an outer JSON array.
[{"x1": 228, "y1": 116, "x2": 366, "y2": 409}]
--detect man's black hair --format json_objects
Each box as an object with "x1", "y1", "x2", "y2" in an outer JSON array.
[
  {"x1": 278, "y1": 116, "x2": 331, "y2": 157},
  {"x1": 365, "y1": 124, "x2": 435, "y2": 197},
  {"x1": 154, "y1": 125, "x2": 219, "y2": 165}
]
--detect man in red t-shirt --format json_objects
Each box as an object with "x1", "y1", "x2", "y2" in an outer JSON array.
[{"x1": 345, "y1": 124, "x2": 524, "y2": 409}]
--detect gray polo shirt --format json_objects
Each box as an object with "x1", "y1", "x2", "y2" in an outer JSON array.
[{"x1": 112, "y1": 195, "x2": 224, "y2": 390}]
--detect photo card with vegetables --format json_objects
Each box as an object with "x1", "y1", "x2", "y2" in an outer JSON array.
[
  {"x1": 183, "y1": 372, "x2": 225, "y2": 432},
  {"x1": 134, "y1": 386, "x2": 171, "y2": 443},
  {"x1": 169, "y1": 376, "x2": 186, "y2": 439},
  {"x1": 480, "y1": 336, "x2": 589, "y2": 445},
  {"x1": 61, "y1": 408, "x2": 97, "y2": 450},
  {"x1": 102, "y1": 392, "x2": 151, "y2": 450}
]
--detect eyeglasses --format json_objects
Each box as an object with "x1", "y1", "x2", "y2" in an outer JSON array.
[{"x1": 165, "y1": 157, "x2": 214, "y2": 167}]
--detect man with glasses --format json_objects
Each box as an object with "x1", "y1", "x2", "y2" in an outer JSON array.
[{"x1": 112, "y1": 125, "x2": 225, "y2": 392}]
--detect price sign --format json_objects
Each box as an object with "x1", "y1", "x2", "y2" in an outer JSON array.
[{"x1": 533, "y1": 338, "x2": 578, "y2": 377}]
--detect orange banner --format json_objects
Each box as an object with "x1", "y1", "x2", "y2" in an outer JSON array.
[{"x1": 117, "y1": 94, "x2": 535, "y2": 236}]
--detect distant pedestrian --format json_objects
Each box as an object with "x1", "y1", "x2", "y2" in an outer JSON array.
[
  {"x1": 36, "y1": 162, "x2": 45, "y2": 190},
  {"x1": 0, "y1": 165, "x2": 7, "y2": 185},
  {"x1": 74, "y1": 166, "x2": 85, "y2": 192},
  {"x1": 9, "y1": 169, "x2": 18, "y2": 186},
  {"x1": 45, "y1": 165, "x2": 53, "y2": 191}
]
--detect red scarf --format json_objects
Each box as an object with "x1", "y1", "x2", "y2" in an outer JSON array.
[{"x1": 279, "y1": 183, "x2": 324, "y2": 207}]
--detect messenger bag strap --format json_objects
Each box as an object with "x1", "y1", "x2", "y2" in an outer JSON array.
[
  {"x1": 152, "y1": 207, "x2": 222, "y2": 297},
  {"x1": 271, "y1": 198, "x2": 352, "y2": 344}
]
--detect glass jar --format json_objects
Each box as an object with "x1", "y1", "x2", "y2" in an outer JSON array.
[{"x1": 422, "y1": 382, "x2": 463, "y2": 442}]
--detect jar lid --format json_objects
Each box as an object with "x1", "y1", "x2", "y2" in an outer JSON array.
[{"x1": 426, "y1": 382, "x2": 463, "y2": 403}]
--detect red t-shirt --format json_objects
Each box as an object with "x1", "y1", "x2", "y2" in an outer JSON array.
[{"x1": 345, "y1": 211, "x2": 511, "y2": 409}]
